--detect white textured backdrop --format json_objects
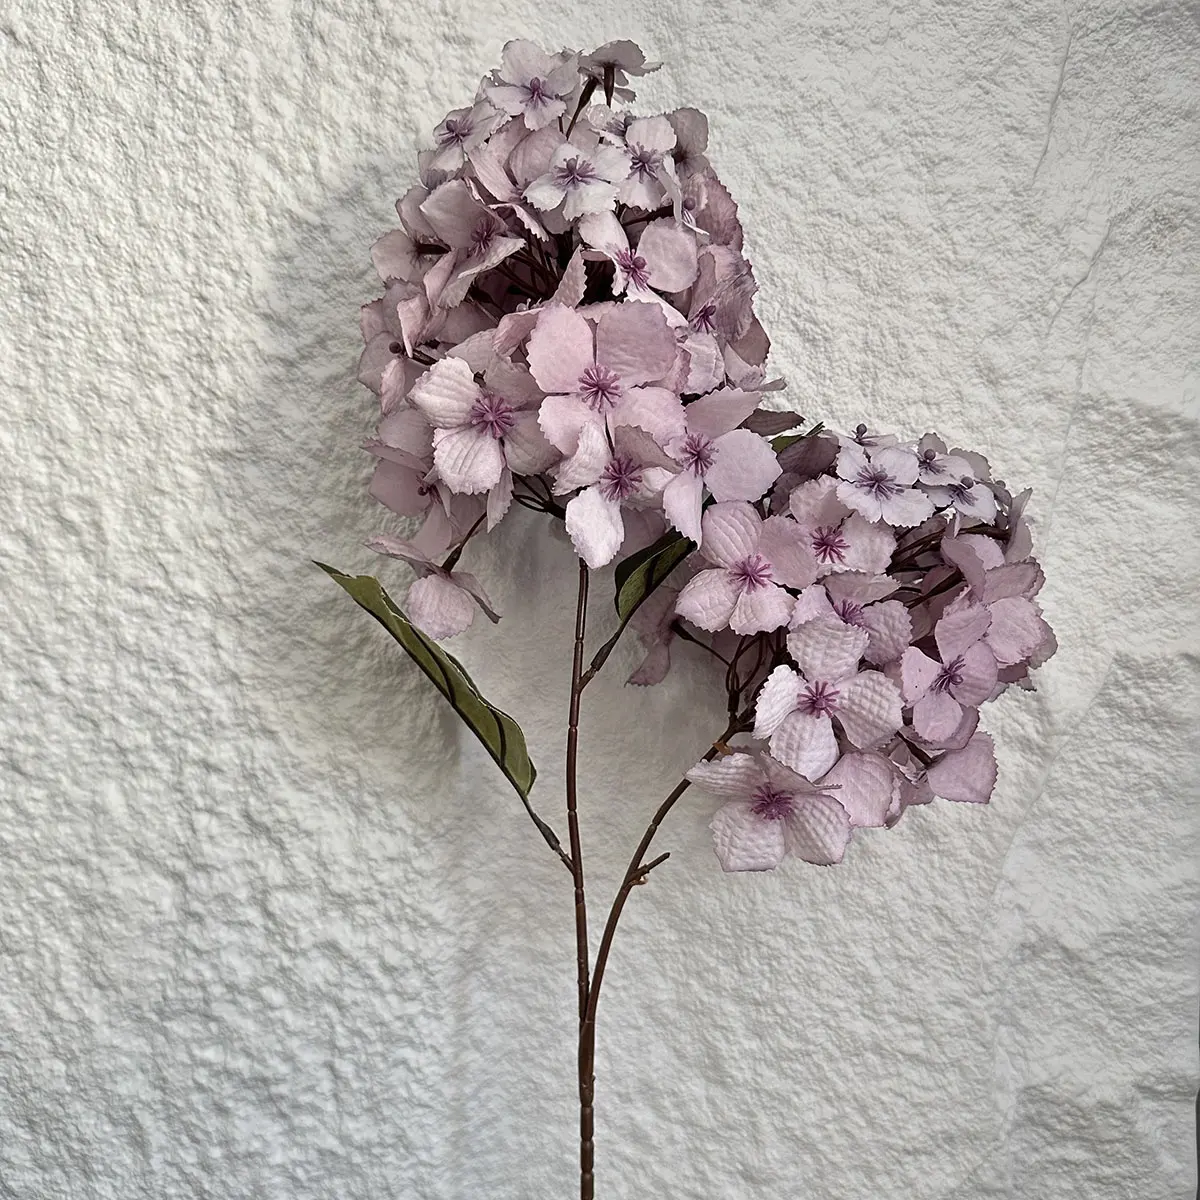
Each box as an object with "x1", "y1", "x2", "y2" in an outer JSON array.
[{"x1": 2, "y1": 1, "x2": 1197, "y2": 1196}]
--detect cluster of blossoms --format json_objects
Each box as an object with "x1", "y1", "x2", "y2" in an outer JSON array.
[{"x1": 358, "y1": 39, "x2": 1055, "y2": 871}]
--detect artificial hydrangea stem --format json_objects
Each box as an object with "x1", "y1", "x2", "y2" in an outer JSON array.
[
  {"x1": 576, "y1": 711, "x2": 749, "y2": 1200},
  {"x1": 565, "y1": 560, "x2": 594, "y2": 1198}
]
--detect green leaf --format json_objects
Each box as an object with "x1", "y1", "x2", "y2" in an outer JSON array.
[
  {"x1": 613, "y1": 529, "x2": 696, "y2": 622},
  {"x1": 771, "y1": 421, "x2": 824, "y2": 454},
  {"x1": 317, "y1": 563, "x2": 537, "y2": 801}
]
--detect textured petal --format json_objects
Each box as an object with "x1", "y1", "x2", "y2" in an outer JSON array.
[
  {"x1": 950, "y1": 642, "x2": 998, "y2": 707},
  {"x1": 820, "y1": 751, "x2": 897, "y2": 828},
  {"x1": 406, "y1": 574, "x2": 476, "y2": 640},
  {"x1": 504, "y1": 410, "x2": 560, "y2": 475},
  {"x1": 595, "y1": 300, "x2": 676, "y2": 385},
  {"x1": 674, "y1": 568, "x2": 740, "y2": 631},
  {"x1": 753, "y1": 665, "x2": 802, "y2": 738},
  {"x1": 537, "y1": 392, "x2": 598, "y2": 457},
  {"x1": 789, "y1": 475, "x2": 850, "y2": 529},
  {"x1": 982, "y1": 561, "x2": 1044, "y2": 603},
  {"x1": 564, "y1": 486, "x2": 625, "y2": 568},
  {"x1": 861, "y1": 600, "x2": 912, "y2": 665},
  {"x1": 611, "y1": 386, "x2": 687, "y2": 444},
  {"x1": 731, "y1": 583, "x2": 793, "y2": 634},
  {"x1": 878, "y1": 486, "x2": 936, "y2": 528},
  {"x1": 841, "y1": 515, "x2": 895, "y2": 575},
  {"x1": 369, "y1": 459, "x2": 429, "y2": 517},
  {"x1": 705, "y1": 430, "x2": 782, "y2": 502},
  {"x1": 835, "y1": 671, "x2": 903, "y2": 748},
  {"x1": 900, "y1": 646, "x2": 941, "y2": 704},
  {"x1": 409, "y1": 356, "x2": 480, "y2": 428},
  {"x1": 526, "y1": 303, "x2": 595, "y2": 394},
  {"x1": 433, "y1": 426, "x2": 505, "y2": 493},
  {"x1": 638, "y1": 219, "x2": 699, "y2": 291},
  {"x1": 926, "y1": 732, "x2": 997, "y2": 804},
  {"x1": 700, "y1": 501, "x2": 762, "y2": 568},
  {"x1": 486, "y1": 468, "x2": 513, "y2": 529},
  {"x1": 769, "y1": 710, "x2": 839, "y2": 780},
  {"x1": 756, "y1": 514, "x2": 819, "y2": 589},
  {"x1": 662, "y1": 471, "x2": 704, "y2": 543},
  {"x1": 784, "y1": 796, "x2": 852, "y2": 865},
  {"x1": 790, "y1": 584, "x2": 837, "y2": 626},
  {"x1": 985, "y1": 597, "x2": 1048, "y2": 665},
  {"x1": 871, "y1": 447, "x2": 919, "y2": 485},
  {"x1": 686, "y1": 753, "x2": 766, "y2": 799},
  {"x1": 935, "y1": 605, "x2": 992, "y2": 662},
  {"x1": 684, "y1": 387, "x2": 764, "y2": 439},
  {"x1": 913, "y1": 690, "x2": 964, "y2": 743},
  {"x1": 710, "y1": 801, "x2": 787, "y2": 872},
  {"x1": 787, "y1": 619, "x2": 870, "y2": 685}
]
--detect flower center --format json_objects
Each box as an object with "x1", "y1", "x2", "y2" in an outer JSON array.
[
  {"x1": 437, "y1": 116, "x2": 472, "y2": 147},
  {"x1": 677, "y1": 432, "x2": 716, "y2": 477},
  {"x1": 932, "y1": 656, "x2": 965, "y2": 694},
  {"x1": 798, "y1": 680, "x2": 840, "y2": 716},
  {"x1": 468, "y1": 391, "x2": 517, "y2": 439},
  {"x1": 578, "y1": 363, "x2": 623, "y2": 411},
  {"x1": 855, "y1": 466, "x2": 902, "y2": 499},
  {"x1": 689, "y1": 300, "x2": 718, "y2": 333},
  {"x1": 750, "y1": 784, "x2": 795, "y2": 820},
  {"x1": 555, "y1": 155, "x2": 597, "y2": 190},
  {"x1": 525, "y1": 76, "x2": 551, "y2": 106},
  {"x1": 731, "y1": 553, "x2": 773, "y2": 591},
  {"x1": 598, "y1": 454, "x2": 643, "y2": 502},
  {"x1": 946, "y1": 477, "x2": 976, "y2": 504},
  {"x1": 810, "y1": 524, "x2": 850, "y2": 564},
  {"x1": 614, "y1": 248, "x2": 649, "y2": 289},
  {"x1": 470, "y1": 216, "x2": 501, "y2": 257},
  {"x1": 629, "y1": 146, "x2": 663, "y2": 179},
  {"x1": 833, "y1": 599, "x2": 865, "y2": 626}
]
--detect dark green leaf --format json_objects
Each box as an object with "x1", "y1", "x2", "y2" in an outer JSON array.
[
  {"x1": 613, "y1": 529, "x2": 696, "y2": 622},
  {"x1": 771, "y1": 422, "x2": 824, "y2": 454},
  {"x1": 317, "y1": 563, "x2": 537, "y2": 800}
]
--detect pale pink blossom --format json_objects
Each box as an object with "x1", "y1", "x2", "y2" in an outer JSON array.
[
  {"x1": 366, "y1": 534, "x2": 499, "y2": 641},
  {"x1": 674, "y1": 502, "x2": 817, "y2": 634},
  {"x1": 527, "y1": 301, "x2": 685, "y2": 462},
  {"x1": 788, "y1": 475, "x2": 895, "y2": 576},
  {"x1": 577, "y1": 211, "x2": 698, "y2": 296},
  {"x1": 685, "y1": 752, "x2": 853, "y2": 870},
  {"x1": 835, "y1": 442, "x2": 935, "y2": 528},
  {"x1": 900, "y1": 607, "x2": 999, "y2": 743},
  {"x1": 753, "y1": 620, "x2": 903, "y2": 779},
  {"x1": 408, "y1": 356, "x2": 557, "y2": 526},
  {"x1": 485, "y1": 40, "x2": 579, "y2": 130},
  {"x1": 429, "y1": 100, "x2": 504, "y2": 173},
  {"x1": 580, "y1": 40, "x2": 661, "y2": 94},
  {"x1": 790, "y1": 574, "x2": 913, "y2": 666},
  {"x1": 661, "y1": 388, "x2": 781, "y2": 542},
  {"x1": 618, "y1": 116, "x2": 679, "y2": 211},
  {"x1": 524, "y1": 139, "x2": 632, "y2": 220}
]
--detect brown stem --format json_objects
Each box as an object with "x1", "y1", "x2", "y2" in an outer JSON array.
[
  {"x1": 565, "y1": 561, "x2": 593, "y2": 1199},
  {"x1": 577, "y1": 711, "x2": 748, "y2": 1200}
]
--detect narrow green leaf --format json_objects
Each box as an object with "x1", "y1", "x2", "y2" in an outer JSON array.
[
  {"x1": 317, "y1": 563, "x2": 537, "y2": 800},
  {"x1": 771, "y1": 421, "x2": 824, "y2": 454},
  {"x1": 613, "y1": 530, "x2": 696, "y2": 622}
]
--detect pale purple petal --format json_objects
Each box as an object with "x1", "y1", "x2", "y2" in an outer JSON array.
[
  {"x1": 504, "y1": 411, "x2": 560, "y2": 475},
  {"x1": 770, "y1": 710, "x2": 839, "y2": 780},
  {"x1": 564, "y1": 485, "x2": 625, "y2": 569},
  {"x1": 700, "y1": 501, "x2": 762, "y2": 568},
  {"x1": 527, "y1": 303, "x2": 595, "y2": 394},
  {"x1": 786, "y1": 619, "x2": 870, "y2": 685},
  {"x1": 901, "y1": 646, "x2": 941, "y2": 704},
  {"x1": 611, "y1": 386, "x2": 687, "y2": 444},
  {"x1": 711, "y1": 801, "x2": 787, "y2": 872},
  {"x1": 821, "y1": 751, "x2": 898, "y2": 828},
  {"x1": 753, "y1": 664, "x2": 802, "y2": 738},
  {"x1": 638, "y1": 220, "x2": 699, "y2": 291},
  {"x1": 487, "y1": 468, "x2": 513, "y2": 529},
  {"x1": 756, "y1": 514, "x2": 819, "y2": 589},
  {"x1": 732, "y1": 582, "x2": 794, "y2": 634},
  {"x1": 835, "y1": 671, "x2": 903, "y2": 748},
  {"x1": 878, "y1": 486, "x2": 936, "y2": 528},
  {"x1": 686, "y1": 753, "x2": 766, "y2": 798},
  {"x1": 949, "y1": 642, "x2": 998, "y2": 707},
  {"x1": 409, "y1": 357, "x2": 480, "y2": 428},
  {"x1": 595, "y1": 300, "x2": 676, "y2": 385},
  {"x1": 675, "y1": 568, "x2": 741, "y2": 631},
  {"x1": 684, "y1": 388, "x2": 764, "y2": 439},
  {"x1": 662, "y1": 471, "x2": 704, "y2": 543},
  {"x1": 861, "y1": 600, "x2": 912, "y2": 665},
  {"x1": 538, "y1": 393, "x2": 598, "y2": 457},
  {"x1": 925, "y1": 732, "x2": 997, "y2": 804},
  {"x1": 985, "y1": 597, "x2": 1050, "y2": 666},
  {"x1": 433, "y1": 425, "x2": 507, "y2": 493},
  {"x1": 935, "y1": 605, "x2": 991, "y2": 662},
  {"x1": 791, "y1": 584, "x2": 838, "y2": 626},
  {"x1": 784, "y1": 796, "x2": 852, "y2": 865},
  {"x1": 407, "y1": 574, "x2": 476, "y2": 640},
  {"x1": 871, "y1": 447, "x2": 920, "y2": 486},
  {"x1": 705, "y1": 430, "x2": 782, "y2": 502},
  {"x1": 913, "y1": 690, "x2": 964, "y2": 743}
]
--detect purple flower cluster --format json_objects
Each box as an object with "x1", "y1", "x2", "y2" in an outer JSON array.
[{"x1": 357, "y1": 39, "x2": 1055, "y2": 871}]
